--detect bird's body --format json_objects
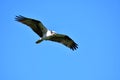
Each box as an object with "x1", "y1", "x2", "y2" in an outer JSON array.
[
  {"x1": 36, "y1": 30, "x2": 56, "y2": 43},
  {"x1": 15, "y1": 15, "x2": 78, "y2": 50},
  {"x1": 43, "y1": 30, "x2": 55, "y2": 38}
]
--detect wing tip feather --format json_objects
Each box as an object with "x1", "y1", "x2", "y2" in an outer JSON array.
[
  {"x1": 64, "y1": 35, "x2": 78, "y2": 51},
  {"x1": 15, "y1": 15, "x2": 25, "y2": 21},
  {"x1": 70, "y1": 43, "x2": 78, "y2": 51}
]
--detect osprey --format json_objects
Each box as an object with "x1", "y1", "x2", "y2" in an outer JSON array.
[{"x1": 15, "y1": 15, "x2": 78, "y2": 50}]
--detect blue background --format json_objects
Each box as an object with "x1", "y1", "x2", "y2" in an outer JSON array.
[{"x1": 0, "y1": 0, "x2": 120, "y2": 80}]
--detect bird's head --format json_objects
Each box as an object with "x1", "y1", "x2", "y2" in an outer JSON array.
[{"x1": 51, "y1": 30, "x2": 56, "y2": 35}]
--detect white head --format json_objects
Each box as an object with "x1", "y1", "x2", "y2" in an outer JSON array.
[
  {"x1": 45, "y1": 30, "x2": 56, "y2": 37},
  {"x1": 50, "y1": 30, "x2": 56, "y2": 35}
]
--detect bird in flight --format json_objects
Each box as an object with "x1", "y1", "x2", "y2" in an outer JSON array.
[{"x1": 15, "y1": 15, "x2": 78, "y2": 50}]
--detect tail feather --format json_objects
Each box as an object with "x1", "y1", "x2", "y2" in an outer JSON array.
[{"x1": 36, "y1": 39, "x2": 43, "y2": 44}]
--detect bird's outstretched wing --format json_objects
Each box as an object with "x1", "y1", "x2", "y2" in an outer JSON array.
[
  {"x1": 44, "y1": 34, "x2": 78, "y2": 50},
  {"x1": 15, "y1": 15, "x2": 47, "y2": 37}
]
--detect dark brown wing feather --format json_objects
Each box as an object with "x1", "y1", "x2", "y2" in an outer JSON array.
[
  {"x1": 46, "y1": 34, "x2": 78, "y2": 50},
  {"x1": 15, "y1": 15, "x2": 47, "y2": 37}
]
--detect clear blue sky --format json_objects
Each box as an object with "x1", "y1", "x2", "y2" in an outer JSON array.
[{"x1": 0, "y1": 0, "x2": 120, "y2": 80}]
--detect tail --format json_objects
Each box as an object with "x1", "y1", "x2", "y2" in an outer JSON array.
[{"x1": 36, "y1": 39, "x2": 43, "y2": 44}]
